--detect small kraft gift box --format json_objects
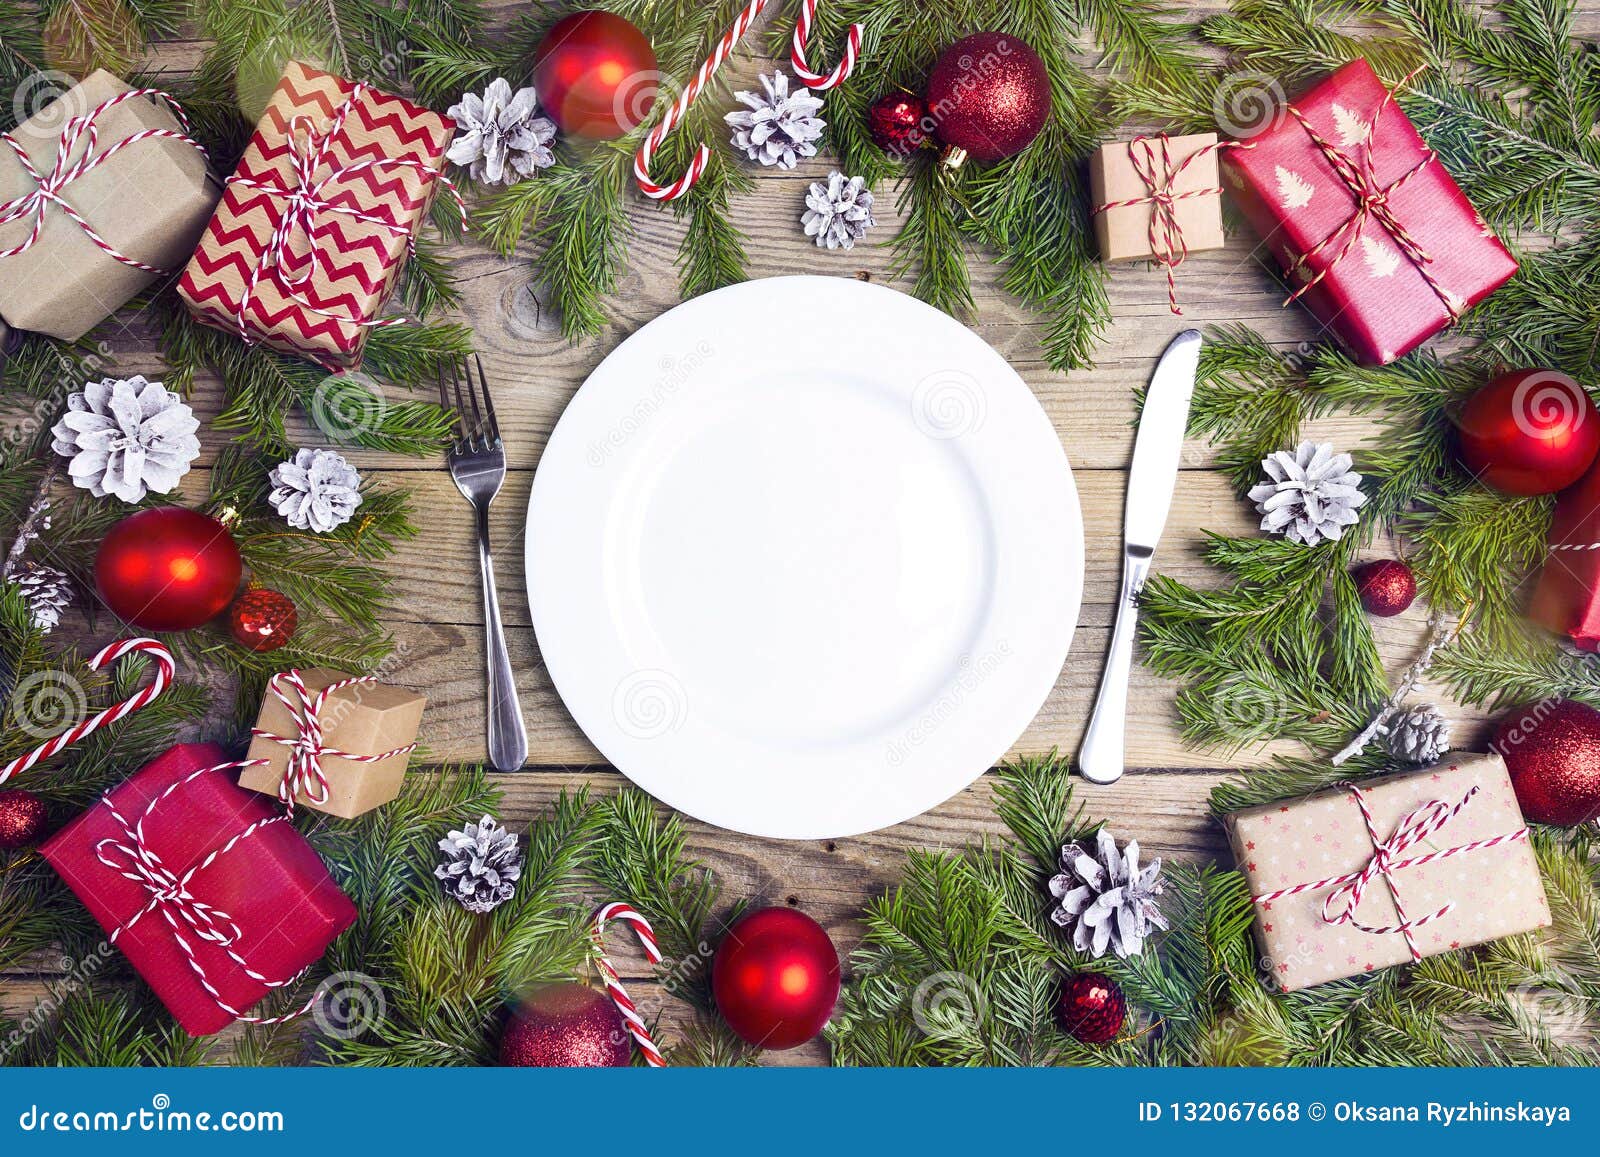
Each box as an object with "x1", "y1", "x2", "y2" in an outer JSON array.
[
  {"x1": 41, "y1": 743, "x2": 357, "y2": 1036},
  {"x1": 1225, "y1": 753, "x2": 1550, "y2": 992},
  {"x1": 0, "y1": 70, "x2": 218, "y2": 341},
  {"x1": 1220, "y1": 60, "x2": 1518, "y2": 364},
  {"x1": 176, "y1": 61, "x2": 459, "y2": 370},
  {"x1": 239, "y1": 667, "x2": 425, "y2": 819}
]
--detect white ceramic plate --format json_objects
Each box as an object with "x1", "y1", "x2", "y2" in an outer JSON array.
[{"x1": 527, "y1": 276, "x2": 1081, "y2": 839}]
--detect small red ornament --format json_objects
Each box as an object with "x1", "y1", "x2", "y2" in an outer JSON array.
[
  {"x1": 533, "y1": 11, "x2": 658, "y2": 140},
  {"x1": 0, "y1": 788, "x2": 48, "y2": 850},
  {"x1": 923, "y1": 32, "x2": 1051, "y2": 166},
  {"x1": 95, "y1": 508, "x2": 242, "y2": 632},
  {"x1": 228, "y1": 588, "x2": 298, "y2": 652},
  {"x1": 1352, "y1": 559, "x2": 1417, "y2": 617},
  {"x1": 1456, "y1": 369, "x2": 1600, "y2": 496},
  {"x1": 867, "y1": 91, "x2": 928, "y2": 155},
  {"x1": 712, "y1": 906, "x2": 840, "y2": 1050},
  {"x1": 1492, "y1": 700, "x2": 1600, "y2": 826},
  {"x1": 1057, "y1": 972, "x2": 1126, "y2": 1044},
  {"x1": 499, "y1": 982, "x2": 631, "y2": 1067}
]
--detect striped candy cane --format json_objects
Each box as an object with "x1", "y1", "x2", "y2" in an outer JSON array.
[
  {"x1": 590, "y1": 902, "x2": 666, "y2": 1066},
  {"x1": 1, "y1": 638, "x2": 175, "y2": 788},
  {"x1": 634, "y1": 0, "x2": 862, "y2": 201}
]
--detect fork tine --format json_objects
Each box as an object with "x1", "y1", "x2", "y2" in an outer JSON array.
[
  {"x1": 437, "y1": 369, "x2": 460, "y2": 444},
  {"x1": 451, "y1": 360, "x2": 478, "y2": 444},
  {"x1": 475, "y1": 356, "x2": 501, "y2": 443},
  {"x1": 460, "y1": 358, "x2": 484, "y2": 445}
]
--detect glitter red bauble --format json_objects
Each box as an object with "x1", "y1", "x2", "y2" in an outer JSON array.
[
  {"x1": 0, "y1": 789, "x2": 48, "y2": 850},
  {"x1": 95, "y1": 508, "x2": 242, "y2": 632},
  {"x1": 228, "y1": 588, "x2": 298, "y2": 652},
  {"x1": 1351, "y1": 559, "x2": 1417, "y2": 617},
  {"x1": 1456, "y1": 369, "x2": 1600, "y2": 496},
  {"x1": 533, "y1": 11, "x2": 658, "y2": 139},
  {"x1": 1057, "y1": 972, "x2": 1126, "y2": 1044},
  {"x1": 867, "y1": 91, "x2": 929, "y2": 155},
  {"x1": 923, "y1": 32, "x2": 1051, "y2": 165},
  {"x1": 499, "y1": 983, "x2": 631, "y2": 1067},
  {"x1": 712, "y1": 906, "x2": 840, "y2": 1050},
  {"x1": 1492, "y1": 700, "x2": 1600, "y2": 826}
]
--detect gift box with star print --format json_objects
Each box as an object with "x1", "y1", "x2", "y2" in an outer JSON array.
[
  {"x1": 1220, "y1": 60, "x2": 1518, "y2": 365},
  {"x1": 1224, "y1": 753, "x2": 1549, "y2": 992}
]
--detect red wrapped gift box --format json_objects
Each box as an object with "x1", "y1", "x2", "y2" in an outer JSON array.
[
  {"x1": 1221, "y1": 60, "x2": 1518, "y2": 364},
  {"x1": 176, "y1": 61, "x2": 456, "y2": 370},
  {"x1": 41, "y1": 743, "x2": 356, "y2": 1036},
  {"x1": 1530, "y1": 460, "x2": 1600, "y2": 649}
]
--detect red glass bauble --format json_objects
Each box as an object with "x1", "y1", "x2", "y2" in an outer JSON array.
[
  {"x1": 533, "y1": 11, "x2": 658, "y2": 139},
  {"x1": 0, "y1": 788, "x2": 48, "y2": 850},
  {"x1": 499, "y1": 983, "x2": 631, "y2": 1067},
  {"x1": 1351, "y1": 559, "x2": 1417, "y2": 617},
  {"x1": 1492, "y1": 700, "x2": 1600, "y2": 826},
  {"x1": 1057, "y1": 972, "x2": 1126, "y2": 1044},
  {"x1": 867, "y1": 91, "x2": 929, "y2": 155},
  {"x1": 712, "y1": 906, "x2": 840, "y2": 1050},
  {"x1": 94, "y1": 508, "x2": 242, "y2": 632},
  {"x1": 923, "y1": 32, "x2": 1051, "y2": 165},
  {"x1": 1456, "y1": 369, "x2": 1600, "y2": 496},
  {"x1": 228, "y1": 588, "x2": 298, "y2": 652}
]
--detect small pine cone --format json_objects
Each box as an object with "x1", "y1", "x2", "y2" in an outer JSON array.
[
  {"x1": 1384, "y1": 704, "x2": 1451, "y2": 763},
  {"x1": 435, "y1": 816, "x2": 523, "y2": 913},
  {"x1": 10, "y1": 562, "x2": 71, "y2": 633},
  {"x1": 802, "y1": 171, "x2": 876, "y2": 250},
  {"x1": 725, "y1": 71, "x2": 825, "y2": 169}
]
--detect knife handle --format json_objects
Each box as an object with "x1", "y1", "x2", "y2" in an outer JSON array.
[{"x1": 1079, "y1": 547, "x2": 1152, "y2": 785}]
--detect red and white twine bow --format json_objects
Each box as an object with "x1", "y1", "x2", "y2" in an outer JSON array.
[
  {"x1": 0, "y1": 88, "x2": 208, "y2": 271},
  {"x1": 1252, "y1": 781, "x2": 1530, "y2": 963},
  {"x1": 1280, "y1": 67, "x2": 1462, "y2": 319},
  {"x1": 1091, "y1": 135, "x2": 1233, "y2": 315},
  {"x1": 92, "y1": 759, "x2": 316, "y2": 1025},
  {"x1": 224, "y1": 84, "x2": 466, "y2": 347},
  {"x1": 249, "y1": 669, "x2": 418, "y2": 814},
  {"x1": 0, "y1": 638, "x2": 174, "y2": 788},
  {"x1": 634, "y1": 0, "x2": 861, "y2": 201},
  {"x1": 590, "y1": 902, "x2": 666, "y2": 1066}
]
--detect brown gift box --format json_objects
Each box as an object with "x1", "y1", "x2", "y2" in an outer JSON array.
[
  {"x1": 1225, "y1": 754, "x2": 1549, "y2": 992},
  {"x1": 1089, "y1": 133, "x2": 1225, "y2": 262},
  {"x1": 0, "y1": 70, "x2": 218, "y2": 340},
  {"x1": 240, "y1": 667, "x2": 426, "y2": 819}
]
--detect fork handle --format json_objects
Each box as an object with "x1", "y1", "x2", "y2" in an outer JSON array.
[{"x1": 475, "y1": 507, "x2": 528, "y2": 772}]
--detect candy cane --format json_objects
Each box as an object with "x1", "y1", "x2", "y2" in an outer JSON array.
[
  {"x1": 1, "y1": 638, "x2": 174, "y2": 787},
  {"x1": 634, "y1": 0, "x2": 861, "y2": 201},
  {"x1": 590, "y1": 902, "x2": 666, "y2": 1066}
]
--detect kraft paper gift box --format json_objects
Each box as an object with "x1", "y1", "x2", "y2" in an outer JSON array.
[
  {"x1": 239, "y1": 667, "x2": 426, "y2": 818},
  {"x1": 0, "y1": 69, "x2": 217, "y2": 341},
  {"x1": 41, "y1": 743, "x2": 357, "y2": 1036},
  {"x1": 1089, "y1": 133, "x2": 1226, "y2": 263},
  {"x1": 1224, "y1": 753, "x2": 1550, "y2": 992},
  {"x1": 177, "y1": 61, "x2": 455, "y2": 370}
]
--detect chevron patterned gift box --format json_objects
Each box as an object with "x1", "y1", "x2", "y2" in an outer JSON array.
[{"x1": 177, "y1": 62, "x2": 456, "y2": 371}]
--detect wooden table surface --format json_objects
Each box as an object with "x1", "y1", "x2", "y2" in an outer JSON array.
[{"x1": 11, "y1": 6, "x2": 1592, "y2": 1064}]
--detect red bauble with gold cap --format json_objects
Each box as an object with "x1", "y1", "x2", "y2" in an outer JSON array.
[
  {"x1": 923, "y1": 32, "x2": 1051, "y2": 166},
  {"x1": 94, "y1": 507, "x2": 242, "y2": 632},
  {"x1": 533, "y1": 10, "x2": 658, "y2": 139},
  {"x1": 712, "y1": 906, "x2": 840, "y2": 1049}
]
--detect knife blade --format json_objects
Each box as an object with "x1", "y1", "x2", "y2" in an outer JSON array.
[{"x1": 1078, "y1": 329, "x2": 1202, "y2": 785}]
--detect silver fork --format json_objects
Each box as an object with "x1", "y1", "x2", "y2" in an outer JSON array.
[{"x1": 442, "y1": 356, "x2": 528, "y2": 772}]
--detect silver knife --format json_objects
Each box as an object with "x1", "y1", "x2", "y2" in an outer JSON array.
[{"x1": 1078, "y1": 329, "x2": 1202, "y2": 785}]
